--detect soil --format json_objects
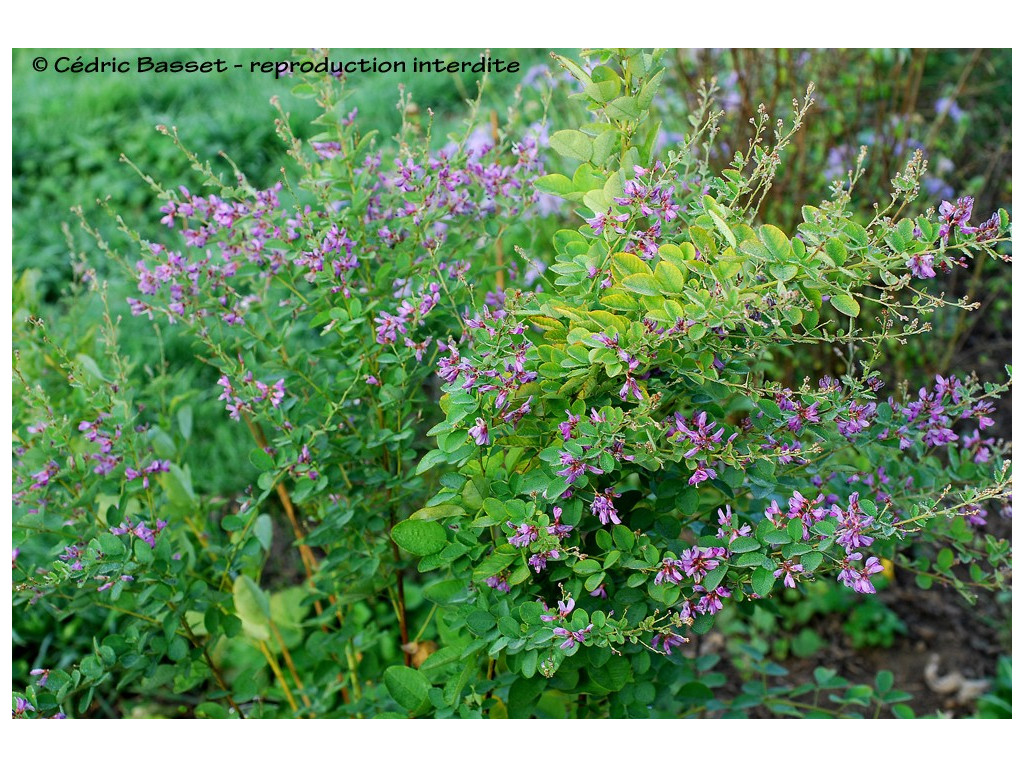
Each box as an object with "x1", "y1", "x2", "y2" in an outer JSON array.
[{"x1": 740, "y1": 513, "x2": 1012, "y2": 718}]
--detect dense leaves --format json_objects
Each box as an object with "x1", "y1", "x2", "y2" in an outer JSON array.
[{"x1": 12, "y1": 48, "x2": 1011, "y2": 720}]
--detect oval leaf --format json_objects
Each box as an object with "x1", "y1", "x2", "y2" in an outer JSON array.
[
  {"x1": 549, "y1": 129, "x2": 593, "y2": 163},
  {"x1": 383, "y1": 665, "x2": 431, "y2": 711},
  {"x1": 391, "y1": 518, "x2": 447, "y2": 556},
  {"x1": 233, "y1": 576, "x2": 271, "y2": 641},
  {"x1": 830, "y1": 293, "x2": 861, "y2": 318}
]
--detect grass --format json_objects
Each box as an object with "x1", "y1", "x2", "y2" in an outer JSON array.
[{"x1": 13, "y1": 47, "x2": 560, "y2": 298}]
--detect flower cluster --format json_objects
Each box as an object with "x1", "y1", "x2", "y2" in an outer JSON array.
[{"x1": 217, "y1": 371, "x2": 286, "y2": 422}]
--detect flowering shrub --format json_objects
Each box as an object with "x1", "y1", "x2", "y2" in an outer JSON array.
[{"x1": 13, "y1": 49, "x2": 1011, "y2": 719}]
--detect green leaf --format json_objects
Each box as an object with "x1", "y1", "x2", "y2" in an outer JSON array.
[
  {"x1": 176, "y1": 405, "x2": 193, "y2": 441},
  {"x1": 611, "y1": 251, "x2": 653, "y2": 280},
  {"x1": 423, "y1": 579, "x2": 467, "y2": 605},
  {"x1": 769, "y1": 263, "x2": 798, "y2": 281},
  {"x1": 800, "y1": 551, "x2": 824, "y2": 571},
  {"x1": 383, "y1": 665, "x2": 431, "y2": 711},
  {"x1": 253, "y1": 514, "x2": 273, "y2": 552},
  {"x1": 825, "y1": 238, "x2": 848, "y2": 266},
  {"x1": 678, "y1": 681, "x2": 713, "y2": 701},
  {"x1": 654, "y1": 261, "x2": 686, "y2": 293},
  {"x1": 875, "y1": 669, "x2": 894, "y2": 694},
  {"x1": 612, "y1": 525, "x2": 635, "y2": 551},
  {"x1": 892, "y1": 703, "x2": 916, "y2": 719},
  {"x1": 549, "y1": 129, "x2": 593, "y2": 163},
  {"x1": 390, "y1": 518, "x2": 447, "y2": 556},
  {"x1": 466, "y1": 610, "x2": 497, "y2": 635},
  {"x1": 415, "y1": 449, "x2": 448, "y2": 475},
  {"x1": 411, "y1": 504, "x2": 466, "y2": 521},
  {"x1": 573, "y1": 558, "x2": 602, "y2": 575},
  {"x1": 936, "y1": 548, "x2": 955, "y2": 571},
  {"x1": 759, "y1": 224, "x2": 793, "y2": 261},
  {"x1": 249, "y1": 447, "x2": 275, "y2": 471},
  {"x1": 583, "y1": 66, "x2": 621, "y2": 102},
  {"x1": 97, "y1": 532, "x2": 126, "y2": 557},
  {"x1": 707, "y1": 209, "x2": 737, "y2": 248},
  {"x1": 637, "y1": 69, "x2": 665, "y2": 109},
  {"x1": 592, "y1": 130, "x2": 619, "y2": 164},
  {"x1": 534, "y1": 173, "x2": 574, "y2": 197},
  {"x1": 606, "y1": 95, "x2": 641, "y2": 121},
  {"x1": 752, "y1": 567, "x2": 777, "y2": 596},
  {"x1": 830, "y1": 293, "x2": 861, "y2": 318},
  {"x1": 620, "y1": 274, "x2": 661, "y2": 296},
  {"x1": 233, "y1": 576, "x2": 270, "y2": 641},
  {"x1": 590, "y1": 655, "x2": 631, "y2": 691},
  {"x1": 75, "y1": 353, "x2": 107, "y2": 382},
  {"x1": 729, "y1": 536, "x2": 760, "y2": 554}
]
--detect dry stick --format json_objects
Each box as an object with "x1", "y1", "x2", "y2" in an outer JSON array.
[
  {"x1": 241, "y1": 418, "x2": 366, "y2": 704},
  {"x1": 390, "y1": 506, "x2": 413, "y2": 666},
  {"x1": 271, "y1": 619, "x2": 314, "y2": 713},
  {"x1": 241, "y1": 413, "x2": 324, "y2": 616},
  {"x1": 260, "y1": 640, "x2": 299, "y2": 713},
  {"x1": 905, "y1": 49, "x2": 927, "y2": 118},
  {"x1": 179, "y1": 617, "x2": 245, "y2": 718}
]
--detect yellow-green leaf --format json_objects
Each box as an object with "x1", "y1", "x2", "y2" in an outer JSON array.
[{"x1": 830, "y1": 293, "x2": 861, "y2": 318}]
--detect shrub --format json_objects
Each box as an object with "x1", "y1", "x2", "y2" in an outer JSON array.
[{"x1": 13, "y1": 48, "x2": 1011, "y2": 719}]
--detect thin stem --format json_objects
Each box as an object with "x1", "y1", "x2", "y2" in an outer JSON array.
[{"x1": 259, "y1": 640, "x2": 299, "y2": 714}]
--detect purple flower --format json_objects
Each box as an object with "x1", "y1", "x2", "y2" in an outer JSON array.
[
  {"x1": 619, "y1": 374, "x2": 643, "y2": 402},
  {"x1": 837, "y1": 401, "x2": 875, "y2": 438},
  {"x1": 546, "y1": 506, "x2": 574, "y2": 539},
  {"x1": 551, "y1": 623, "x2": 593, "y2": 650},
  {"x1": 938, "y1": 196, "x2": 974, "y2": 241},
  {"x1": 506, "y1": 522, "x2": 538, "y2": 548},
  {"x1": 373, "y1": 311, "x2": 407, "y2": 344},
  {"x1": 529, "y1": 550, "x2": 559, "y2": 572},
  {"x1": 837, "y1": 553, "x2": 885, "y2": 594},
  {"x1": 773, "y1": 560, "x2": 805, "y2": 589},
  {"x1": 907, "y1": 253, "x2": 936, "y2": 279},
  {"x1": 716, "y1": 505, "x2": 752, "y2": 544},
  {"x1": 606, "y1": 440, "x2": 635, "y2": 463},
  {"x1": 311, "y1": 141, "x2": 343, "y2": 159},
  {"x1": 542, "y1": 597, "x2": 575, "y2": 621},
  {"x1": 693, "y1": 585, "x2": 731, "y2": 615},
  {"x1": 109, "y1": 518, "x2": 164, "y2": 548},
  {"x1": 468, "y1": 418, "x2": 490, "y2": 446},
  {"x1": 834, "y1": 493, "x2": 875, "y2": 553},
  {"x1": 670, "y1": 411, "x2": 725, "y2": 457},
  {"x1": 973, "y1": 212, "x2": 1000, "y2": 242},
  {"x1": 558, "y1": 411, "x2": 580, "y2": 441},
  {"x1": 688, "y1": 462, "x2": 717, "y2": 487},
  {"x1": 965, "y1": 505, "x2": 988, "y2": 527},
  {"x1": 651, "y1": 632, "x2": 688, "y2": 655},
  {"x1": 30, "y1": 668, "x2": 50, "y2": 687},
  {"x1": 590, "y1": 488, "x2": 623, "y2": 526},
  {"x1": 485, "y1": 574, "x2": 511, "y2": 593},
  {"x1": 678, "y1": 546, "x2": 726, "y2": 584},
  {"x1": 29, "y1": 461, "x2": 59, "y2": 490},
  {"x1": 555, "y1": 451, "x2": 603, "y2": 484},
  {"x1": 654, "y1": 558, "x2": 685, "y2": 585},
  {"x1": 13, "y1": 697, "x2": 34, "y2": 717}
]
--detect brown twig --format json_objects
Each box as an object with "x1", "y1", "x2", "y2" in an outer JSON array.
[
  {"x1": 179, "y1": 616, "x2": 245, "y2": 718},
  {"x1": 389, "y1": 508, "x2": 412, "y2": 666},
  {"x1": 241, "y1": 413, "x2": 324, "y2": 616}
]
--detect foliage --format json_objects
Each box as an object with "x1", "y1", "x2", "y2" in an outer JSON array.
[{"x1": 12, "y1": 48, "x2": 1011, "y2": 719}]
